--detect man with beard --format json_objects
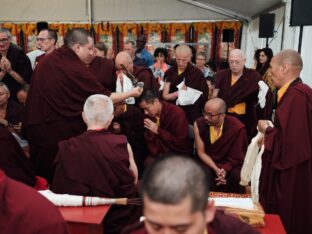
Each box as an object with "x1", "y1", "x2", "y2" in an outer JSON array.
[{"x1": 194, "y1": 98, "x2": 247, "y2": 193}]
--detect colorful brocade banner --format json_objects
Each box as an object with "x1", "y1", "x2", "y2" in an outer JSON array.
[{"x1": 0, "y1": 21, "x2": 242, "y2": 62}]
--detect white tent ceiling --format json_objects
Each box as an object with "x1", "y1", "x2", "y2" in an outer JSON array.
[{"x1": 0, "y1": 0, "x2": 284, "y2": 23}]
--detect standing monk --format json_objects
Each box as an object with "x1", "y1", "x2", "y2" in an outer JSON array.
[
  {"x1": 162, "y1": 44, "x2": 208, "y2": 125},
  {"x1": 25, "y1": 28, "x2": 142, "y2": 182},
  {"x1": 138, "y1": 89, "x2": 192, "y2": 166},
  {"x1": 215, "y1": 49, "x2": 272, "y2": 141},
  {"x1": 258, "y1": 49, "x2": 312, "y2": 234},
  {"x1": 194, "y1": 98, "x2": 247, "y2": 193}
]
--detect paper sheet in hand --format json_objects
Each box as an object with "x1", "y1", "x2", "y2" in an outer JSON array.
[
  {"x1": 212, "y1": 197, "x2": 255, "y2": 210},
  {"x1": 116, "y1": 73, "x2": 135, "y2": 104},
  {"x1": 176, "y1": 81, "x2": 203, "y2": 106}
]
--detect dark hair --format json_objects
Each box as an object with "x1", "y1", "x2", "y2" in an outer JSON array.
[
  {"x1": 154, "y1": 47, "x2": 168, "y2": 59},
  {"x1": 141, "y1": 154, "x2": 209, "y2": 212},
  {"x1": 136, "y1": 88, "x2": 159, "y2": 104},
  {"x1": 46, "y1": 29, "x2": 58, "y2": 45},
  {"x1": 64, "y1": 28, "x2": 91, "y2": 48},
  {"x1": 256, "y1": 47, "x2": 273, "y2": 76},
  {"x1": 206, "y1": 75, "x2": 215, "y2": 85},
  {"x1": 95, "y1": 41, "x2": 108, "y2": 56}
]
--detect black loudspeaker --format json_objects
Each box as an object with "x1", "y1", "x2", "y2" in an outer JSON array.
[
  {"x1": 290, "y1": 0, "x2": 312, "y2": 26},
  {"x1": 36, "y1": 21, "x2": 49, "y2": 33},
  {"x1": 222, "y1": 29, "x2": 234, "y2": 42},
  {"x1": 259, "y1": 14, "x2": 275, "y2": 38}
]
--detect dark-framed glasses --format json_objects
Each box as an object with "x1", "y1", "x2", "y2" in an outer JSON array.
[
  {"x1": 0, "y1": 38, "x2": 9, "y2": 43},
  {"x1": 202, "y1": 110, "x2": 224, "y2": 117}
]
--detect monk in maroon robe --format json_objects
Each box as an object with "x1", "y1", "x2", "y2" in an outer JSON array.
[
  {"x1": 0, "y1": 28, "x2": 32, "y2": 101},
  {"x1": 88, "y1": 55, "x2": 117, "y2": 91},
  {"x1": 258, "y1": 50, "x2": 312, "y2": 234},
  {"x1": 0, "y1": 170, "x2": 69, "y2": 234},
  {"x1": 51, "y1": 94, "x2": 141, "y2": 234},
  {"x1": 115, "y1": 51, "x2": 159, "y2": 91},
  {"x1": 163, "y1": 45, "x2": 208, "y2": 125},
  {"x1": 137, "y1": 89, "x2": 192, "y2": 166},
  {"x1": 194, "y1": 98, "x2": 247, "y2": 193},
  {"x1": 215, "y1": 49, "x2": 272, "y2": 141},
  {"x1": 24, "y1": 28, "x2": 142, "y2": 182},
  {"x1": 121, "y1": 155, "x2": 258, "y2": 234}
]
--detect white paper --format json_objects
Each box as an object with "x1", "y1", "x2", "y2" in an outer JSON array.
[
  {"x1": 212, "y1": 197, "x2": 255, "y2": 210},
  {"x1": 258, "y1": 81, "x2": 269, "y2": 108},
  {"x1": 175, "y1": 81, "x2": 203, "y2": 106}
]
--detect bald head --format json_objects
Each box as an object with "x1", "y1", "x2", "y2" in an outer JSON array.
[
  {"x1": 142, "y1": 155, "x2": 209, "y2": 212},
  {"x1": 228, "y1": 49, "x2": 246, "y2": 75},
  {"x1": 83, "y1": 94, "x2": 114, "y2": 129},
  {"x1": 205, "y1": 98, "x2": 227, "y2": 114},
  {"x1": 274, "y1": 49, "x2": 302, "y2": 71},
  {"x1": 115, "y1": 51, "x2": 133, "y2": 72},
  {"x1": 229, "y1": 49, "x2": 246, "y2": 60},
  {"x1": 175, "y1": 44, "x2": 192, "y2": 57}
]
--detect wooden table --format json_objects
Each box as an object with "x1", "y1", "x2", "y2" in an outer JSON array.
[{"x1": 59, "y1": 205, "x2": 111, "y2": 234}]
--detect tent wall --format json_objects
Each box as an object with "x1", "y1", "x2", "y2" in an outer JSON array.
[{"x1": 243, "y1": 1, "x2": 312, "y2": 87}]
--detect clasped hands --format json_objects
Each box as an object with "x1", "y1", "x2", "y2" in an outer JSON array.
[
  {"x1": 0, "y1": 56, "x2": 12, "y2": 73},
  {"x1": 143, "y1": 118, "x2": 158, "y2": 134},
  {"x1": 215, "y1": 168, "x2": 227, "y2": 186}
]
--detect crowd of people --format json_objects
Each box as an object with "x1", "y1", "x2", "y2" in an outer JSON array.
[{"x1": 0, "y1": 25, "x2": 311, "y2": 234}]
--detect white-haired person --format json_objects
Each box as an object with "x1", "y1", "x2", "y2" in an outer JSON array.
[{"x1": 51, "y1": 94, "x2": 141, "y2": 234}]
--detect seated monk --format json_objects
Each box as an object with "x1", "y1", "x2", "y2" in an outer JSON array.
[
  {"x1": 194, "y1": 98, "x2": 247, "y2": 193},
  {"x1": 0, "y1": 169, "x2": 69, "y2": 234},
  {"x1": 137, "y1": 89, "x2": 192, "y2": 166},
  {"x1": 0, "y1": 82, "x2": 24, "y2": 130},
  {"x1": 51, "y1": 94, "x2": 141, "y2": 234},
  {"x1": 122, "y1": 155, "x2": 259, "y2": 234}
]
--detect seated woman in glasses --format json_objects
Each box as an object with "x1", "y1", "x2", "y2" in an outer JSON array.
[{"x1": 194, "y1": 97, "x2": 248, "y2": 193}]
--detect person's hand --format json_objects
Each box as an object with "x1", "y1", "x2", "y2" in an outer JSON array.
[
  {"x1": 131, "y1": 86, "x2": 143, "y2": 97},
  {"x1": 215, "y1": 168, "x2": 227, "y2": 186},
  {"x1": 112, "y1": 122, "x2": 121, "y2": 134},
  {"x1": 258, "y1": 120, "x2": 270, "y2": 134},
  {"x1": 0, "y1": 117, "x2": 9, "y2": 127},
  {"x1": 144, "y1": 118, "x2": 158, "y2": 134},
  {"x1": 1, "y1": 56, "x2": 11, "y2": 73},
  {"x1": 181, "y1": 83, "x2": 187, "y2": 90}
]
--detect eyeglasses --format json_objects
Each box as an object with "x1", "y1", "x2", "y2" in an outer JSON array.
[
  {"x1": 202, "y1": 110, "x2": 224, "y2": 117},
  {"x1": 115, "y1": 62, "x2": 132, "y2": 72},
  {"x1": 0, "y1": 38, "x2": 9, "y2": 43},
  {"x1": 36, "y1": 37, "x2": 52, "y2": 42}
]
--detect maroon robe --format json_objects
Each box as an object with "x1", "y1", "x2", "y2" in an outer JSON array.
[
  {"x1": 24, "y1": 45, "x2": 111, "y2": 182},
  {"x1": 35, "y1": 53, "x2": 45, "y2": 64},
  {"x1": 164, "y1": 63, "x2": 208, "y2": 124},
  {"x1": 215, "y1": 68, "x2": 272, "y2": 141},
  {"x1": 133, "y1": 65, "x2": 159, "y2": 90},
  {"x1": 5, "y1": 99, "x2": 24, "y2": 125},
  {"x1": 0, "y1": 170, "x2": 69, "y2": 234},
  {"x1": 259, "y1": 78, "x2": 312, "y2": 234},
  {"x1": 114, "y1": 105, "x2": 147, "y2": 173},
  {"x1": 1, "y1": 45, "x2": 32, "y2": 101},
  {"x1": 0, "y1": 125, "x2": 36, "y2": 186},
  {"x1": 89, "y1": 56, "x2": 116, "y2": 92},
  {"x1": 144, "y1": 101, "x2": 192, "y2": 165},
  {"x1": 51, "y1": 129, "x2": 142, "y2": 234},
  {"x1": 196, "y1": 115, "x2": 247, "y2": 193},
  {"x1": 122, "y1": 210, "x2": 259, "y2": 234}
]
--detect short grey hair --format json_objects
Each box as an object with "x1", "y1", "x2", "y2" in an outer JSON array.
[
  {"x1": 0, "y1": 27, "x2": 12, "y2": 39},
  {"x1": 141, "y1": 155, "x2": 209, "y2": 213},
  {"x1": 83, "y1": 94, "x2": 113, "y2": 126},
  {"x1": 0, "y1": 82, "x2": 10, "y2": 93},
  {"x1": 64, "y1": 28, "x2": 92, "y2": 48},
  {"x1": 125, "y1": 39, "x2": 136, "y2": 48}
]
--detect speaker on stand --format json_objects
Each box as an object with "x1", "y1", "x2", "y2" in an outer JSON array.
[
  {"x1": 259, "y1": 14, "x2": 275, "y2": 48},
  {"x1": 222, "y1": 29, "x2": 234, "y2": 61}
]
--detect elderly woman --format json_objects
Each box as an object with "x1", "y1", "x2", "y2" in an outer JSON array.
[{"x1": 149, "y1": 47, "x2": 171, "y2": 89}]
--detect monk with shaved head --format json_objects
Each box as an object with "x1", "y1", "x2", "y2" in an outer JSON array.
[
  {"x1": 257, "y1": 49, "x2": 312, "y2": 234},
  {"x1": 162, "y1": 44, "x2": 208, "y2": 125},
  {"x1": 194, "y1": 97, "x2": 247, "y2": 193},
  {"x1": 215, "y1": 49, "x2": 272, "y2": 141}
]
